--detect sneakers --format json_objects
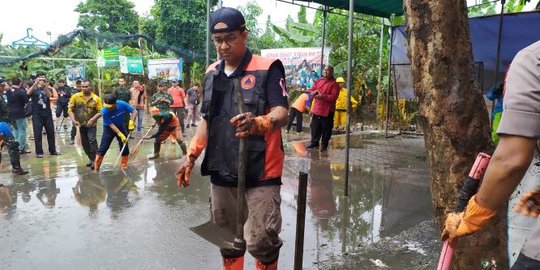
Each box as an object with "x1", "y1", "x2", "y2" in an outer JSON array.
[
  {"x1": 50, "y1": 152, "x2": 61, "y2": 156},
  {"x1": 191, "y1": 124, "x2": 197, "y2": 127},
  {"x1": 69, "y1": 140, "x2": 75, "y2": 145},
  {"x1": 12, "y1": 167, "x2": 29, "y2": 175},
  {"x1": 36, "y1": 154, "x2": 44, "y2": 158},
  {"x1": 306, "y1": 143, "x2": 319, "y2": 150},
  {"x1": 19, "y1": 150, "x2": 31, "y2": 155},
  {"x1": 86, "y1": 159, "x2": 93, "y2": 167}
]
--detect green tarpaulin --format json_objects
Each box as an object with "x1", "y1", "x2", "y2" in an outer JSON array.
[{"x1": 297, "y1": 0, "x2": 403, "y2": 17}]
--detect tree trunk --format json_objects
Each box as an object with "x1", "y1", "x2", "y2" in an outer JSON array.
[{"x1": 403, "y1": 1, "x2": 508, "y2": 269}]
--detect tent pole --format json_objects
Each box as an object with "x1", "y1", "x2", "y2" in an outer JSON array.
[
  {"x1": 491, "y1": 0, "x2": 505, "y2": 128},
  {"x1": 494, "y1": 0, "x2": 505, "y2": 81},
  {"x1": 385, "y1": 15, "x2": 395, "y2": 138},
  {"x1": 375, "y1": 18, "x2": 384, "y2": 125},
  {"x1": 206, "y1": 0, "x2": 210, "y2": 68},
  {"x1": 320, "y1": 6, "x2": 328, "y2": 75},
  {"x1": 344, "y1": 0, "x2": 354, "y2": 197}
]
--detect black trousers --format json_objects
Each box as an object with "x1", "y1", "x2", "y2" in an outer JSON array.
[
  {"x1": 98, "y1": 126, "x2": 129, "y2": 157},
  {"x1": 322, "y1": 111, "x2": 335, "y2": 146},
  {"x1": 287, "y1": 108, "x2": 303, "y2": 133},
  {"x1": 32, "y1": 113, "x2": 57, "y2": 155},
  {"x1": 511, "y1": 253, "x2": 540, "y2": 269},
  {"x1": 80, "y1": 126, "x2": 98, "y2": 161},
  {"x1": 310, "y1": 114, "x2": 331, "y2": 147},
  {"x1": 71, "y1": 126, "x2": 76, "y2": 141},
  {"x1": 1, "y1": 137, "x2": 22, "y2": 169}
]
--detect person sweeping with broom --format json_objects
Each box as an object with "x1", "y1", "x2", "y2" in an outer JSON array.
[
  {"x1": 146, "y1": 107, "x2": 187, "y2": 159},
  {"x1": 93, "y1": 94, "x2": 137, "y2": 172}
]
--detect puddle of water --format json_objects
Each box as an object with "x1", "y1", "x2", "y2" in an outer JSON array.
[{"x1": 0, "y1": 131, "x2": 436, "y2": 269}]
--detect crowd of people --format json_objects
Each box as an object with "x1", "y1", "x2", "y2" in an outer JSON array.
[{"x1": 0, "y1": 73, "x2": 202, "y2": 174}]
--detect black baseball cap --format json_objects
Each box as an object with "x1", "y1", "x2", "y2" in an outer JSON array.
[{"x1": 210, "y1": 7, "x2": 246, "y2": 34}]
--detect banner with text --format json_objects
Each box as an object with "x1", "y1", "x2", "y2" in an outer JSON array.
[
  {"x1": 261, "y1": 47, "x2": 330, "y2": 89},
  {"x1": 147, "y1": 58, "x2": 183, "y2": 81}
]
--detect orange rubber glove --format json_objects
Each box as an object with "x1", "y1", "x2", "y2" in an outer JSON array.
[
  {"x1": 230, "y1": 112, "x2": 272, "y2": 138},
  {"x1": 176, "y1": 134, "x2": 206, "y2": 187},
  {"x1": 514, "y1": 189, "x2": 540, "y2": 218},
  {"x1": 441, "y1": 195, "x2": 497, "y2": 245}
]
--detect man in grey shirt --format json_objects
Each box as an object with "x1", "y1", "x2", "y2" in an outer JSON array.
[
  {"x1": 185, "y1": 83, "x2": 200, "y2": 128},
  {"x1": 442, "y1": 40, "x2": 540, "y2": 268}
]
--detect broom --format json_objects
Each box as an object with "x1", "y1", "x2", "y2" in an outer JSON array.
[{"x1": 129, "y1": 122, "x2": 157, "y2": 159}]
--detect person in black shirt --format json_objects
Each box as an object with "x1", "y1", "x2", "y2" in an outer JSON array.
[
  {"x1": 6, "y1": 77, "x2": 30, "y2": 154},
  {"x1": 26, "y1": 73, "x2": 60, "y2": 158},
  {"x1": 55, "y1": 79, "x2": 71, "y2": 130}
]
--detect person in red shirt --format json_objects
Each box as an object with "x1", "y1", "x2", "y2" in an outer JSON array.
[
  {"x1": 167, "y1": 79, "x2": 187, "y2": 134},
  {"x1": 307, "y1": 65, "x2": 340, "y2": 151}
]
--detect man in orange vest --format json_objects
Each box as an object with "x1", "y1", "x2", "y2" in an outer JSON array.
[{"x1": 176, "y1": 7, "x2": 288, "y2": 270}]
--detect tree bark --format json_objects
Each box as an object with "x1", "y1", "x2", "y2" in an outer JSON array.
[{"x1": 403, "y1": 1, "x2": 508, "y2": 269}]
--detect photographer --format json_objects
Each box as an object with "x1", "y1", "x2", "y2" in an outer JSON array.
[{"x1": 27, "y1": 73, "x2": 60, "y2": 158}]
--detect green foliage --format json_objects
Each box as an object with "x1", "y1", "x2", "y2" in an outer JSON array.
[
  {"x1": 326, "y1": 12, "x2": 388, "y2": 99},
  {"x1": 468, "y1": 0, "x2": 535, "y2": 16},
  {"x1": 76, "y1": 0, "x2": 139, "y2": 34},
  {"x1": 272, "y1": 6, "x2": 323, "y2": 48}
]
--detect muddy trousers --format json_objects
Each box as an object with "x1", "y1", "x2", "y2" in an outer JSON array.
[
  {"x1": 211, "y1": 184, "x2": 282, "y2": 264},
  {"x1": 0, "y1": 137, "x2": 22, "y2": 170},
  {"x1": 79, "y1": 126, "x2": 98, "y2": 162},
  {"x1": 511, "y1": 253, "x2": 540, "y2": 269},
  {"x1": 286, "y1": 108, "x2": 303, "y2": 133}
]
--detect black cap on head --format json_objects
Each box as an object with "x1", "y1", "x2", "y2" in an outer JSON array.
[
  {"x1": 103, "y1": 94, "x2": 117, "y2": 105},
  {"x1": 210, "y1": 7, "x2": 246, "y2": 34}
]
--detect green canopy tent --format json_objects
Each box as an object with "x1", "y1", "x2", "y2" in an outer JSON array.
[{"x1": 296, "y1": 0, "x2": 404, "y2": 17}]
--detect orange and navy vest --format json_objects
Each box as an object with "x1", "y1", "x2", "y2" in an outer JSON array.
[{"x1": 201, "y1": 54, "x2": 285, "y2": 187}]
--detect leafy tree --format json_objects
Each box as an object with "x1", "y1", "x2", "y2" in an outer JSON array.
[
  {"x1": 468, "y1": 0, "x2": 538, "y2": 16},
  {"x1": 75, "y1": 0, "x2": 139, "y2": 34}
]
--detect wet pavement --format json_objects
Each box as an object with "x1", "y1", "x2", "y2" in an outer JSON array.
[{"x1": 0, "y1": 119, "x2": 439, "y2": 269}]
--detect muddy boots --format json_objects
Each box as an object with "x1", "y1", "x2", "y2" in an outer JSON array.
[
  {"x1": 121, "y1": 155, "x2": 129, "y2": 170},
  {"x1": 255, "y1": 260, "x2": 278, "y2": 270},
  {"x1": 93, "y1": 155, "x2": 104, "y2": 172},
  {"x1": 223, "y1": 256, "x2": 244, "y2": 270},
  {"x1": 7, "y1": 140, "x2": 28, "y2": 175},
  {"x1": 149, "y1": 141, "x2": 161, "y2": 160},
  {"x1": 179, "y1": 141, "x2": 187, "y2": 155}
]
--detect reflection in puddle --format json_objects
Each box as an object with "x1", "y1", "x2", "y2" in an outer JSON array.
[{"x1": 0, "y1": 134, "x2": 434, "y2": 269}]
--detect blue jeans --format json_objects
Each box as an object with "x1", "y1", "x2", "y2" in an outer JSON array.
[
  {"x1": 136, "y1": 108, "x2": 144, "y2": 133},
  {"x1": 12, "y1": 117, "x2": 28, "y2": 151}
]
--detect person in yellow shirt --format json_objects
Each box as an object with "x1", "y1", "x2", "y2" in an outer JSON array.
[
  {"x1": 333, "y1": 77, "x2": 357, "y2": 131},
  {"x1": 68, "y1": 80, "x2": 102, "y2": 168},
  {"x1": 286, "y1": 92, "x2": 312, "y2": 133}
]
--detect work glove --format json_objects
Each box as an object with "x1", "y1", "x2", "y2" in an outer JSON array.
[
  {"x1": 117, "y1": 132, "x2": 127, "y2": 143},
  {"x1": 441, "y1": 195, "x2": 497, "y2": 245},
  {"x1": 230, "y1": 112, "x2": 272, "y2": 138},
  {"x1": 515, "y1": 189, "x2": 540, "y2": 218},
  {"x1": 128, "y1": 120, "x2": 135, "y2": 132},
  {"x1": 176, "y1": 135, "x2": 206, "y2": 187}
]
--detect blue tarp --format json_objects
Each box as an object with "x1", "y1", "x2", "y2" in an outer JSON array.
[{"x1": 392, "y1": 11, "x2": 540, "y2": 96}]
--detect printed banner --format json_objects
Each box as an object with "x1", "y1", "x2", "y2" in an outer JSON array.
[
  {"x1": 119, "y1": 55, "x2": 144, "y2": 74},
  {"x1": 65, "y1": 65, "x2": 86, "y2": 86},
  {"x1": 261, "y1": 47, "x2": 330, "y2": 89},
  {"x1": 97, "y1": 48, "x2": 119, "y2": 67},
  {"x1": 147, "y1": 58, "x2": 183, "y2": 81}
]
